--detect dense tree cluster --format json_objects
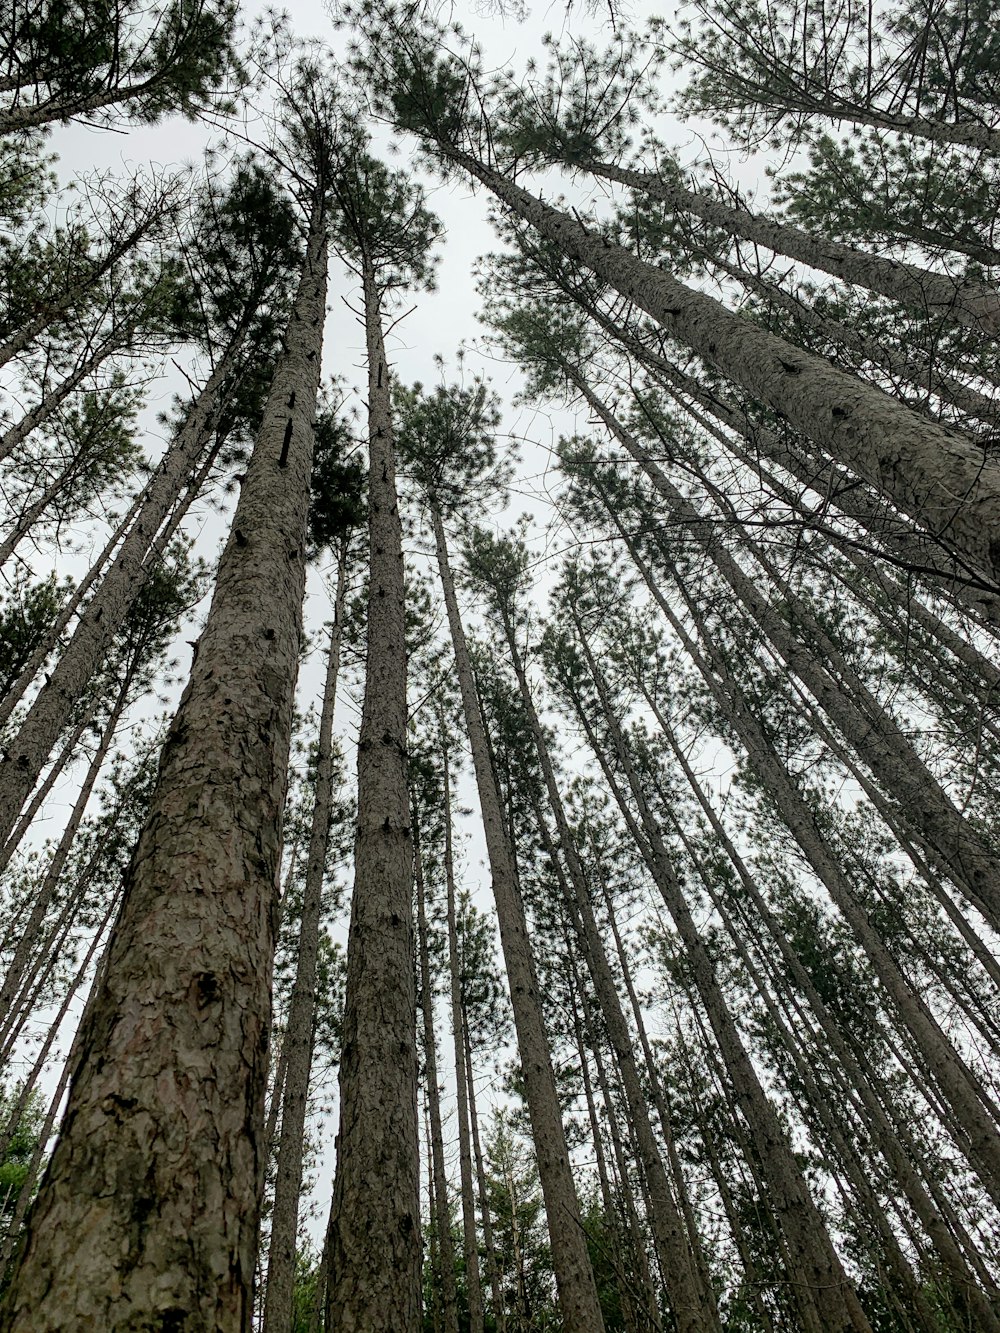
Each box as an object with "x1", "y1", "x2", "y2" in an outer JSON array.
[{"x1": 0, "y1": 0, "x2": 998, "y2": 1329}]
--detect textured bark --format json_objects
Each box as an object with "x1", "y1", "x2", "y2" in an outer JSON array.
[
  {"x1": 443, "y1": 145, "x2": 1000, "y2": 590},
  {"x1": 432, "y1": 509, "x2": 606, "y2": 1333},
  {"x1": 263, "y1": 551, "x2": 347, "y2": 1333},
  {"x1": 0, "y1": 208, "x2": 328, "y2": 1333},
  {"x1": 441, "y1": 733, "x2": 486, "y2": 1333},
  {"x1": 325, "y1": 261, "x2": 422, "y2": 1333},
  {"x1": 415, "y1": 818, "x2": 461, "y2": 1333},
  {"x1": 499, "y1": 613, "x2": 715, "y2": 1333},
  {"x1": 565, "y1": 628, "x2": 872, "y2": 1333},
  {"x1": 0, "y1": 341, "x2": 245, "y2": 848},
  {"x1": 579, "y1": 158, "x2": 1000, "y2": 337},
  {"x1": 578, "y1": 378, "x2": 1000, "y2": 934}
]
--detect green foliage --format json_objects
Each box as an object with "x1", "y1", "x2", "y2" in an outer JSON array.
[{"x1": 0, "y1": 573, "x2": 66, "y2": 697}]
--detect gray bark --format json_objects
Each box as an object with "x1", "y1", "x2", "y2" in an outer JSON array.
[
  {"x1": 325, "y1": 260, "x2": 422, "y2": 1333},
  {"x1": 0, "y1": 207, "x2": 328, "y2": 1332},
  {"x1": 432, "y1": 508, "x2": 606, "y2": 1333}
]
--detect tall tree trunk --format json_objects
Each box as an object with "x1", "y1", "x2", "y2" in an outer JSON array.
[
  {"x1": 0, "y1": 314, "x2": 145, "y2": 467},
  {"x1": 0, "y1": 659, "x2": 133, "y2": 1025},
  {"x1": 431, "y1": 506, "x2": 607, "y2": 1333},
  {"x1": 414, "y1": 813, "x2": 461, "y2": 1333},
  {"x1": 0, "y1": 203, "x2": 328, "y2": 1333},
  {"x1": 263, "y1": 546, "x2": 348, "y2": 1333},
  {"x1": 606, "y1": 508, "x2": 1000, "y2": 1217},
  {"x1": 576, "y1": 374, "x2": 1000, "y2": 935},
  {"x1": 464, "y1": 1012, "x2": 508, "y2": 1333},
  {"x1": 325, "y1": 258, "x2": 421, "y2": 1333},
  {"x1": 441, "y1": 727, "x2": 486, "y2": 1333}
]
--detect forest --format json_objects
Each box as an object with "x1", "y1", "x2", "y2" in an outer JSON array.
[{"x1": 0, "y1": 0, "x2": 999, "y2": 1328}]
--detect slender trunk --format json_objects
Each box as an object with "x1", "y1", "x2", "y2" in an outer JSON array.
[
  {"x1": 442, "y1": 728, "x2": 486, "y2": 1333},
  {"x1": 0, "y1": 473, "x2": 150, "y2": 730},
  {"x1": 581, "y1": 375, "x2": 1000, "y2": 934},
  {"x1": 0, "y1": 211, "x2": 162, "y2": 371},
  {"x1": 442, "y1": 145, "x2": 1000, "y2": 589},
  {"x1": 500, "y1": 610, "x2": 714, "y2": 1332},
  {"x1": 578, "y1": 157, "x2": 1000, "y2": 336},
  {"x1": 262, "y1": 545, "x2": 348, "y2": 1333},
  {"x1": 574, "y1": 286, "x2": 1000, "y2": 621},
  {"x1": 432, "y1": 506, "x2": 606, "y2": 1333},
  {"x1": 0, "y1": 337, "x2": 247, "y2": 847},
  {"x1": 0, "y1": 205, "x2": 328, "y2": 1332},
  {"x1": 0, "y1": 704, "x2": 96, "y2": 879},
  {"x1": 415, "y1": 816, "x2": 461, "y2": 1333},
  {"x1": 717, "y1": 255, "x2": 1000, "y2": 426},
  {"x1": 571, "y1": 956, "x2": 661, "y2": 1333},
  {"x1": 325, "y1": 259, "x2": 421, "y2": 1333},
  {"x1": 0, "y1": 888, "x2": 118, "y2": 1162},
  {"x1": 464, "y1": 1014, "x2": 508, "y2": 1333}
]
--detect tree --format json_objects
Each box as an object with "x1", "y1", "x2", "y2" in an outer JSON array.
[
  {"x1": 322, "y1": 126, "x2": 441, "y2": 1333},
  {"x1": 0, "y1": 67, "x2": 335, "y2": 1331}
]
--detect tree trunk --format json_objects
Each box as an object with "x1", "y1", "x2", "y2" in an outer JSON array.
[
  {"x1": 441, "y1": 726, "x2": 486, "y2": 1333},
  {"x1": 464, "y1": 1012, "x2": 508, "y2": 1333},
  {"x1": 498, "y1": 607, "x2": 715, "y2": 1333},
  {"x1": 608, "y1": 508, "x2": 1000, "y2": 1217},
  {"x1": 263, "y1": 546, "x2": 348, "y2": 1333},
  {"x1": 0, "y1": 205, "x2": 328, "y2": 1333},
  {"x1": 325, "y1": 258, "x2": 421, "y2": 1333},
  {"x1": 432, "y1": 506, "x2": 606, "y2": 1333},
  {"x1": 415, "y1": 814, "x2": 461, "y2": 1333},
  {"x1": 0, "y1": 659, "x2": 133, "y2": 1026},
  {"x1": 576, "y1": 374, "x2": 1000, "y2": 935},
  {"x1": 0, "y1": 316, "x2": 142, "y2": 466}
]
